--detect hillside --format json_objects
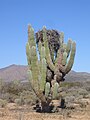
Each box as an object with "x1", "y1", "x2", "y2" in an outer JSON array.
[
  {"x1": 0, "y1": 64, "x2": 28, "y2": 82},
  {"x1": 0, "y1": 64, "x2": 90, "y2": 82}
]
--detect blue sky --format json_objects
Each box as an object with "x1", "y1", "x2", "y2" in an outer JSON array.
[{"x1": 0, "y1": 0, "x2": 90, "y2": 72}]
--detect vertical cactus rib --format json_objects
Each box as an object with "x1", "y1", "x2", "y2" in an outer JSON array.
[
  {"x1": 26, "y1": 42, "x2": 31, "y2": 66},
  {"x1": 65, "y1": 41, "x2": 76, "y2": 74},
  {"x1": 59, "y1": 32, "x2": 64, "y2": 46},
  {"x1": 45, "y1": 82, "x2": 50, "y2": 98},
  {"x1": 55, "y1": 49, "x2": 65, "y2": 73},
  {"x1": 62, "y1": 51, "x2": 67, "y2": 66},
  {"x1": 41, "y1": 46, "x2": 46, "y2": 59},
  {"x1": 66, "y1": 39, "x2": 72, "y2": 57},
  {"x1": 43, "y1": 27, "x2": 55, "y2": 72},
  {"x1": 62, "y1": 43, "x2": 67, "y2": 51},
  {"x1": 27, "y1": 70, "x2": 33, "y2": 85},
  {"x1": 40, "y1": 58, "x2": 47, "y2": 91},
  {"x1": 52, "y1": 82, "x2": 59, "y2": 99},
  {"x1": 28, "y1": 24, "x2": 35, "y2": 47},
  {"x1": 27, "y1": 25, "x2": 39, "y2": 92}
]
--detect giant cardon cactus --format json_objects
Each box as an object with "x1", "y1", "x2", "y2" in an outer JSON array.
[{"x1": 26, "y1": 25, "x2": 76, "y2": 112}]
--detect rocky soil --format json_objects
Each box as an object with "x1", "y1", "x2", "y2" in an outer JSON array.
[{"x1": 0, "y1": 98, "x2": 90, "y2": 120}]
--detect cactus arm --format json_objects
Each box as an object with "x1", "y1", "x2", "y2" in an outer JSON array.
[
  {"x1": 66, "y1": 39, "x2": 72, "y2": 57},
  {"x1": 26, "y1": 43, "x2": 31, "y2": 68},
  {"x1": 62, "y1": 51, "x2": 67, "y2": 66},
  {"x1": 38, "y1": 40, "x2": 47, "y2": 91},
  {"x1": 28, "y1": 24, "x2": 35, "y2": 47},
  {"x1": 30, "y1": 46, "x2": 39, "y2": 89},
  {"x1": 27, "y1": 70, "x2": 33, "y2": 83},
  {"x1": 43, "y1": 27, "x2": 55, "y2": 71},
  {"x1": 40, "y1": 58, "x2": 47, "y2": 91},
  {"x1": 49, "y1": 45, "x2": 55, "y2": 63},
  {"x1": 27, "y1": 69, "x2": 46, "y2": 103},
  {"x1": 38, "y1": 41, "x2": 42, "y2": 60},
  {"x1": 55, "y1": 49, "x2": 65, "y2": 73},
  {"x1": 52, "y1": 82, "x2": 59, "y2": 99},
  {"x1": 59, "y1": 32, "x2": 64, "y2": 46},
  {"x1": 26, "y1": 25, "x2": 48, "y2": 103},
  {"x1": 43, "y1": 27, "x2": 55, "y2": 72},
  {"x1": 45, "y1": 42, "x2": 55, "y2": 71},
  {"x1": 65, "y1": 41, "x2": 76, "y2": 74},
  {"x1": 26, "y1": 25, "x2": 39, "y2": 91},
  {"x1": 45, "y1": 82, "x2": 50, "y2": 98},
  {"x1": 62, "y1": 43, "x2": 67, "y2": 50}
]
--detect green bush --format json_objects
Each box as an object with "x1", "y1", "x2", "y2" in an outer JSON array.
[
  {"x1": 60, "y1": 82, "x2": 82, "y2": 88},
  {"x1": 0, "y1": 99, "x2": 7, "y2": 108}
]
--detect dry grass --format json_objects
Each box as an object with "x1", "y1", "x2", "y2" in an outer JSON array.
[{"x1": 0, "y1": 99, "x2": 90, "y2": 120}]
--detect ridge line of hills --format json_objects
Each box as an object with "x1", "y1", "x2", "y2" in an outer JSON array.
[{"x1": 0, "y1": 64, "x2": 90, "y2": 82}]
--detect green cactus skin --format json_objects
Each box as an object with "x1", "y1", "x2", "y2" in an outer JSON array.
[
  {"x1": 40, "y1": 58, "x2": 47, "y2": 91},
  {"x1": 59, "y1": 32, "x2": 64, "y2": 46},
  {"x1": 66, "y1": 39, "x2": 72, "y2": 57},
  {"x1": 65, "y1": 41, "x2": 76, "y2": 74},
  {"x1": 27, "y1": 70, "x2": 33, "y2": 83},
  {"x1": 43, "y1": 29, "x2": 76, "y2": 76},
  {"x1": 62, "y1": 43, "x2": 67, "y2": 51},
  {"x1": 41, "y1": 46, "x2": 46, "y2": 59},
  {"x1": 26, "y1": 43, "x2": 31, "y2": 67},
  {"x1": 28, "y1": 25, "x2": 35, "y2": 47},
  {"x1": 62, "y1": 51, "x2": 67, "y2": 66},
  {"x1": 26, "y1": 25, "x2": 76, "y2": 112},
  {"x1": 45, "y1": 82, "x2": 50, "y2": 98},
  {"x1": 39, "y1": 44, "x2": 46, "y2": 91},
  {"x1": 43, "y1": 27, "x2": 55, "y2": 72},
  {"x1": 26, "y1": 25, "x2": 47, "y2": 103},
  {"x1": 52, "y1": 82, "x2": 59, "y2": 99}
]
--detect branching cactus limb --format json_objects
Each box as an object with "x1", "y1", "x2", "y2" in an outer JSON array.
[
  {"x1": 43, "y1": 27, "x2": 55, "y2": 72},
  {"x1": 52, "y1": 82, "x2": 59, "y2": 99},
  {"x1": 65, "y1": 41, "x2": 76, "y2": 74},
  {"x1": 42, "y1": 27, "x2": 76, "y2": 84},
  {"x1": 26, "y1": 25, "x2": 47, "y2": 103},
  {"x1": 26, "y1": 25, "x2": 76, "y2": 112}
]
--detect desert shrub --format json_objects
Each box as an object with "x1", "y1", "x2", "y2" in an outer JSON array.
[
  {"x1": 0, "y1": 92, "x2": 20, "y2": 103},
  {"x1": 0, "y1": 80, "x2": 37, "y2": 105},
  {"x1": 78, "y1": 88, "x2": 88, "y2": 98},
  {"x1": 64, "y1": 95, "x2": 76, "y2": 104},
  {"x1": 5, "y1": 81, "x2": 23, "y2": 95},
  {"x1": 15, "y1": 90, "x2": 37, "y2": 106},
  {"x1": 0, "y1": 80, "x2": 33, "y2": 103},
  {"x1": 66, "y1": 103, "x2": 76, "y2": 110},
  {"x1": 60, "y1": 82, "x2": 82, "y2": 88},
  {"x1": 0, "y1": 99, "x2": 7, "y2": 108},
  {"x1": 85, "y1": 94, "x2": 90, "y2": 98},
  {"x1": 85, "y1": 86, "x2": 90, "y2": 92},
  {"x1": 0, "y1": 79, "x2": 5, "y2": 94},
  {"x1": 14, "y1": 98, "x2": 24, "y2": 106},
  {"x1": 0, "y1": 81, "x2": 30, "y2": 95},
  {"x1": 78, "y1": 99, "x2": 88, "y2": 108}
]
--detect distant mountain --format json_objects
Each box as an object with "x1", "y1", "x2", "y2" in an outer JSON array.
[
  {"x1": 65, "y1": 70, "x2": 90, "y2": 82},
  {"x1": 0, "y1": 64, "x2": 28, "y2": 82},
  {"x1": 0, "y1": 64, "x2": 90, "y2": 82}
]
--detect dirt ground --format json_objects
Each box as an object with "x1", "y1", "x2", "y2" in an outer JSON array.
[{"x1": 0, "y1": 99, "x2": 90, "y2": 120}]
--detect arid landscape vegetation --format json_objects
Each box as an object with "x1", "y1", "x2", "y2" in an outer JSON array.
[
  {"x1": 0, "y1": 0, "x2": 90, "y2": 119},
  {"x1": 0, "y1": 65, "x2": 90, "y2": 120}
]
